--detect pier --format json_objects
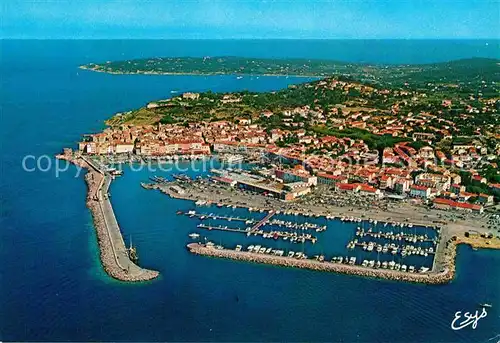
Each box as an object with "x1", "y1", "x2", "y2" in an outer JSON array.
[
  {"x1": 178, "y1": 211, "x2": 256, "y2": 224},
  {"x1": 250, "y1": 210, "x2": 275, "y2": 233},
  {"x1": 355, "y1": 228, "x2": 437, "y2": 243},
  {"x1": 62, "y1": 154, "x2": 159, "y2": 282},
  {"x1": 195, "y1": 224, "x2": 318, "y2": 243},
  {"x1": 178, "y1": 210, "x2": 326, "y2": 231},
  {"x1": 187, "y1": 243, "x2": 454, "y2": 285},
  {"x1": 197, "y1": 224, "x2": 248, "y2": 233}
]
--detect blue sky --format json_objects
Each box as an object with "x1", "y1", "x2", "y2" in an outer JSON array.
[{"x1": 1, "y1": 0, "x2": 499, "y2": 39}]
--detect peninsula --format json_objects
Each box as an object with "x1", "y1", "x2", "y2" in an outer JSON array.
[
  {"x1": 68, "y1": 56, "x2": 499, "y2": 283},
  {"x1": 80, "y1": 56, "x2": 500, "y2": 89}
]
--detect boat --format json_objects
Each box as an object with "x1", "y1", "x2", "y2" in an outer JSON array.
[
  {"x1": 127, "y1": 236, "x2": 139, "y2": 263},
  {"x1": 173, "y1": 174, "x2": 191, "y2": 182},
  {"x1": 479, "y1": 303, "x2": 493, "y2": 308},
  {"x1": 188, "y1": 233, "x2": 200, "y2": 239}
]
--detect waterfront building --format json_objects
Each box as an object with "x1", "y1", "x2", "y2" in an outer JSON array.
[
  {"x1": 275, "y1": 165, "x2": 317, "y2": 186},
  {"x1": 336, "y1": 183, "x2": 360, "y2": 192},
  {"x1": 358, "y1": 184, "x2": 383, "y2": 198},
  {"x1": 211, "y1": 176, "x2": 237, "y2": 187},
  {"x1": 415, "y1": 173, "x2": 451, "y2": 191},
  {"x1": 316, "y1": 172, "x2": 348, "y2": 186},
  {"x1": 394, "y1": 178, "x2": 412, "y2": 194},
  {"x1": 410, "y1": 185, "x2": 431, "y2": 198},
  {"x1": 379, "y1": 175, "x2": 393, "y2": 189},
  {"x1": 433, "y1": 198, "x2": 483, "y2": 213}
]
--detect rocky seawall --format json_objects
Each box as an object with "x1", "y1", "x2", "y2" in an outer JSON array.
[
  {"x1": 187, "y1": 243, "x2": 455, "y2": 285},
  {"x1": 57, "y1": 153, "x2": 159, "y2": 282}
]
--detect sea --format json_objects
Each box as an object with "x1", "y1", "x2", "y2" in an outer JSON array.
[{"x1": 1, "y1": 39, "x2": 499, "y2": 342}]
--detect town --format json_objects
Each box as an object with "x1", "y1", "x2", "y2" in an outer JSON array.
[
  {"x1": 76, "y1": 77, "x2": 500, "y2": 216},
  {"x1": 62, "y1": 66, "x2": 500, "y2": 284}
]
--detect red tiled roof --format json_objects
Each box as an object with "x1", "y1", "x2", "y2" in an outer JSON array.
[
  {"x1": 337, "y1": 183, "x2": 358, "y2": 190},
  {"x1": 433, "y1": 198, "x2": 482, "y2": 211},
  {"x1": 411, "y1": 185, "x2": 429, "y2": 191},
  {"x1": 317, "y1": 172, "x2": 345, "y2": 180}
]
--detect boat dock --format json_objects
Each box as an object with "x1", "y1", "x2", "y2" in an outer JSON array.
[
  {"x1": 197, "y1": 224, "x2": 249, "y2": 233},
  {"x1": 355, "y1": 228, "x2": 436, "y2": 243},
  {"x1": 249, "y1": 210, "x2": 275, "y2": 233},
  {"x1": 195, "y1": 224, "x2": 318, "y2": 243},
  {"x1": 177, "y1": 210, "x2": 326, "y2": 231},
  {"x1": 177, "y1": 210, "x2": 257, "y2": 224}
]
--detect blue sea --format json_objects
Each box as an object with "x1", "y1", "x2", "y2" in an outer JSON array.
[{"x1": 1, "y1": 40, "x2": 499, "y2": 342}]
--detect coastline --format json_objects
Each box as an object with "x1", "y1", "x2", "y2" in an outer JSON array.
[
  {"x1": 78, "y1": 65, "x2": 322, "y2": 78},
  {"x1": 57, "y1": 152, "x2": 159, "y2": 282}
]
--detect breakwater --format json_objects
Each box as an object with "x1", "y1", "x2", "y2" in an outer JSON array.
[
  {"x1": 57, "y1": 153, "x2": 159, "y2": 282},
  {"x1": 187, "y1": 243, "x2": 455, "y2": 285}
]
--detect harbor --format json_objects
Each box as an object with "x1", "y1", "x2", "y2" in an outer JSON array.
[
  {"x1": 176, "y1": 202, "x2": 440, "y2": 279},
  {"x1": 56, "y1": 154, "x2": 496, "y2": 284},
  {"x1": 136, "y1": 172, "x2": 500, "y2": 284}
]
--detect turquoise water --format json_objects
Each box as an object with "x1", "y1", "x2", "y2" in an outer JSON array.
[{"x1": 1, "y1": 40, "x2": 499, "y2": 342}]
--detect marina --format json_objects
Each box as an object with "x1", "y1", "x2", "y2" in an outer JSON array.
[
  {"x1": 195, "y1": 240, "x2": 435, "y2": 274},
  {"x1": 175, "y1": 204, "x2": 440, "y2": 274},
  {"x1": 186, "y1": 242, "x2": 455, "y2": 285}
]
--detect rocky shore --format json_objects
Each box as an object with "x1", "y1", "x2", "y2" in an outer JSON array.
[
  {"x1": 57, "y1": 153, "x2": 159, "y2": 282},
  {"x1": 187, "y1": 243, "x2": 455, "y2": 285}
]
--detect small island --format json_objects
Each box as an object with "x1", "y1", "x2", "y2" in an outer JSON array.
[{"x1": 69, "y1": 56, "x2": 499, "y2": 283}]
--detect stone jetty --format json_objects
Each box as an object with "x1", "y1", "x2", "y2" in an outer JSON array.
[
  {"x1": 187, "y1": 243, "x2": 455, "y2": 285},
  {"x1": 57, "y1": 152, "x2": 159, "y2": 282}
]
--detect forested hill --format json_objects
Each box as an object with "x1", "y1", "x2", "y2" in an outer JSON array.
[{"x1": 81, "y1": 56, "x2": 500, "y2": 88}]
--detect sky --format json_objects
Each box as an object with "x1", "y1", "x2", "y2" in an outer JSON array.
[{"x1": 1, "y1": 0, "x2": 499, "y2": 39}]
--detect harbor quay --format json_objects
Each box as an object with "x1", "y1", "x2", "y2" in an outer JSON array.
[
  {"x1": 187, "y1": 243, "x2": 454, "y2": 285},
  {"x1": 147, "y1": 178, "x2": 499, "y2": 282},
  {"x1": 56, "y1": 152, "x2": 159, "y2": 282},
  {"x1": 187, "y1": 233, "x2": 499, "y2": 285}
]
